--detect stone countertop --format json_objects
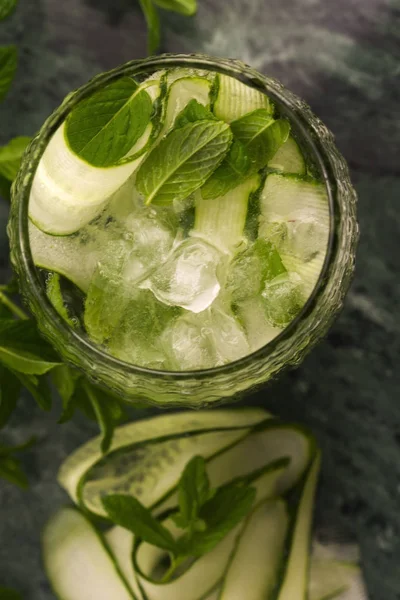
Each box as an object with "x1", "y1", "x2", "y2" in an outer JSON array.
[{"x1": 0, "y1": 1, "x2": 399, "y2": 599}]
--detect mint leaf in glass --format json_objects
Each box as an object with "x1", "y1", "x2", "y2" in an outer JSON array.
[
  {"x1": 0, "y1": 366, "x2": 20, "y2": 428},
  {"x1": 0, "y1": 0, "x2": 17, "y2": 21},
  {"x1": 153, "y1": 0, "x2": 197, "y2": 16},
  {"x1": 231, "y1": 109, "x2": 290, "y2": 173},
  {"x1": 0, "y1": 319, "x2": 61, "y2": 375},
  {"x1": 46, "y1": 272, "x2": 76, "y2": 327},
  {"x1": 138, "y1": 0, "x2": 161, "y2": 55},
  {"x1": 0, "y1": 45, "x2": 17, "y2": 101},
  {"x1": 136, "y1": 120, "x2": 232, "y2": 205},
  {"x1": 201, "y1": 139, "x2": 250, "y2": 199},
  {"x1": 174, "y1": 99, "x2": 216, "y2": 128},
  {"x1": 0, "y1": 136, "x2": 31, "y2": 181},
  {"x1": 102, "y1": 494, "x2": 179, "y2": 553},
  {"x1": 65, "y1": 77, "x2": 153, "y2": 167}
]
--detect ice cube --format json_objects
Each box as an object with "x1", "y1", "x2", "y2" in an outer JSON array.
[
  {"x1": 226, "y1": 239, "x2": 287, "y2": 303},
  {"x1": 261, "y1": 271, "x2": 304, "y2": 328},
  {"x1": 107, "y1": 289, "x2": 179, "y2": 368},
  {"x1": 147, "y1": 237, "x2": 224, "y2": 313},
  {"x1": 260, "y1": 209, "x2": 329, "y2": 263},
  {"x1": 207, "y1": 307, "x2": 250, "y2": 365},
  {"x1": 161, "y1": 306, "x2": 250, "y2": 371},
  {"x1": 236, "y1": 297, "x2": 282, "y2": 352},
  {"x1": 160, "y1": 312, "x2": 216, "y2": 371}
]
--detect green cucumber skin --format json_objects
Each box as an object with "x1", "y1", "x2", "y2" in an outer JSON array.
[
  {"x1": 42, "y1": 507, "x2": 138, "y2": 600},
  {"x1": 270, "y1": 451, "x2": 321, "y2": 600}
]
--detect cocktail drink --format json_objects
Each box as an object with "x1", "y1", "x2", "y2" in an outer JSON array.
[{"x1": 9, "y1": 55, "x2": 357, "y2": 406}]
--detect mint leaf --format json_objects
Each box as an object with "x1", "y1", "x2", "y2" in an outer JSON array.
[
  {"x1": 0, "y1": 319, "x2": 61, "y2": 375},
  {"x1": 82, "y1": 381, "x2": 124, "y2": 453},
  {"x1": 231, "y1": 110, "x2": 290, "y2": 173},
  {"x1": 0, "y1": 455, "x2": 28, "y2": 488},
  {"x1": 179, "y1": 482, "x2": 256, "y2": 557},
  {"x1": 0, "y1": 46, "x2": 17, "y2": 101},
  {"x1": 201, "y1": 139, "x2": 250, "y2": 199},
  {"x1": 136, "y1": 120, "x2": 232, "y2": 205},
  {"x1": 172, "y1": 455, "x2": 214, "y2": 531},
  {"x1": 46, "y1": 272, "x2": 76, "y2": 327},
  {"x1": 51, "y1": 364, "x2": 82, "y2": 423},
  {"x1": 0, "y1": 366, "x2": 20, "y2": 428},
  {"x1": 138, "y1": 0, "x2": 161, "y2": 55},
  {"x1": 0, "y1": 587, "x2": 22, "y2": 600},
  {"x1": 0, "y1": 137, "x2": 31, "y2": 181},
  {"x1": 153, "y1": 0, "x2": 197, "y2": 16},
  {"x1": 0, "y1": 0, "x2": 17, "y2": 21},
  {"x1": 102, "y1": 494, "x2": 179, "y2": 553},
  {"x1": 174, "y1": 99, "x2": 216, "y2": 129},
  {"x1": 12, "y1": 371, "x2": 52, "y2": 411},
  {"x1": 65, "y1": 77, "x2": 153, "y2": 167}
]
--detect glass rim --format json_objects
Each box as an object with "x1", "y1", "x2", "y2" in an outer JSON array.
[{"x1": 13, "y1": 52, "x2": 347, "y2": 382}]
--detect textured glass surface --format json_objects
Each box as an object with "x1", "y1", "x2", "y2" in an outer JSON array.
[{"x1": 8, "y1": 54, "x2": 358, "y2": 407}]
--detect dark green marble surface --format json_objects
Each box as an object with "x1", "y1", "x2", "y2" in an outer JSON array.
[{"x1": 1, "y1": 1, "x2": 400, "y2": 599}]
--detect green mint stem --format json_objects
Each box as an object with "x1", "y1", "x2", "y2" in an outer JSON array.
[
  {"x1": 0, "y1": 291, "x2": 28, "y2": 320},
  {"x1": 160, "y1": 555, "x2": 187, "y2": 584}
]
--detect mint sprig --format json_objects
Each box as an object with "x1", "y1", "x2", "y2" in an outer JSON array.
[
  {"x1": 136, "y1": 119, "x2": 232, "y2": 205},
  {"x1": 0, "y1": 45, "x2": 17, "y2": 102},
  {"x1": 138, "y1": 0, "x2": 197, "y2": 54},
  {"x1": 0, "y1": 0, "x2": 17, "y2": 21},
  {"x1": 102, "y1": 455, "x2": 256, "y2": 581},
  {"x1": 65, "y1": 77, "x2": 153, "y2": 167},
  {"x1": 0, "y1": 436, "x2": 36, "y2": 489}
]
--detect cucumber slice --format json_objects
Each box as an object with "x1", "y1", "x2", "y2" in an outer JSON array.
[
  {"x1": 205, "y1": 421, "x2": 315, "y2": 498},
  {"x1": 213, "y1": 74, "x2": 273, "y2": 123},
  {"x1": 42, "y1": 507, "x2": 135, "y2": 600},
  {"x1": 106, "y1": 526, "x2": 142, "y2": 599},
  {"x1": 259, "y1": 173, "x2": 330, "y2": 295},
  {"x1": 193, "y1": 175, "x2": 260, "y2": 252},
  {"x1": 259, "y1": 173, "x2": 329, "y2": 221},
  {"x1": 134, "y1": 519, "x2": 241, "y2": 600},
  {"x1": 29, "y1": 79, "x2": 164, "y2": 236},
  {"x1": 219, "y1": 500, "x2": 288, "y2": 600},
  {"x1": 274, "y1": 451, "x2": 321, "y2": 600},
  {"x1": 160, "y1": 76, "x2": 212, "y2": 136},
  {"x1": 268, "y1": 136, "x2": 306, "y2": 175},
  {"x1": 58, "y1": 409, "x2": 269, "y2": 512},
  {"x1": 29, "y1": 220, "x2": 101, "y2": 292}
]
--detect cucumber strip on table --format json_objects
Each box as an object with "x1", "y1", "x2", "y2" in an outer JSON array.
[
  {"x1": 268, "y1": 136, "x2": 306, "y2": 175},
  {"x1": 219, "y1": 499, "x2": 289, "y2": 600},
  {"x1": 133, "y1": 520, "x2": 241, "y2": 600},
  {"x1": 42, "y1": 507, "x2": 135, "y2": 600},
  {"x1": 58, "y1": 408, "x2": 269, "y2": 513},
  {"x1": 106, "y1": 526, "x2": 143, "y2": 600},
  {"x1": 193, "y1": 175, "x2": 260, "y2": 252},
  {"x1": 274, "y1": 451, "x2": 321, "y2": 600},
  {"x1": 29, "y1": 78, "x2": 165, "y2": 236},
  {"x1": 213, "y1": 74, "x2": 273, "y2": 122}
]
